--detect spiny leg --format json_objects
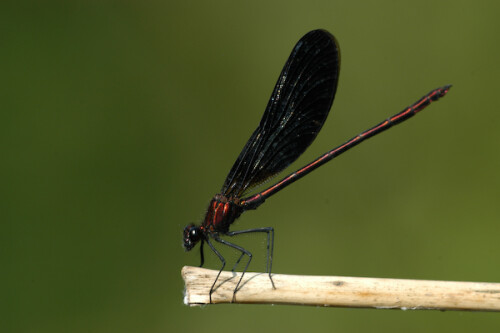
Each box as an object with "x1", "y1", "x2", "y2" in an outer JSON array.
[
  {"x1": 232, "y1": 252, "x2": 246, "y2": 272},
  {"x1": 213, "y1": 235, "x2": 252, "y2": 302},
  {"x1": 199, "y1": 239, "x2": 205, "y2": 267},
  {"x1": 226, "y1": 227, "x2": 275, "y2": 289},
  {"x1": 205, "y1": 238, "x2": 225, "y2": 304}
]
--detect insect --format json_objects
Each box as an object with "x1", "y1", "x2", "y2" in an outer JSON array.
[{"x1": 183, "y1": 29, "x2": 451, "y2": 302}]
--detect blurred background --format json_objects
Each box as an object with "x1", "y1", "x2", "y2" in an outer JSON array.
[{"x1": 3, "y1": 1, "x2": 500, "y2": 332}]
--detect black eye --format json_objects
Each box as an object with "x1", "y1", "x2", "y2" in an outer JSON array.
[{"x1": 190, "y1": 229, "x2": 198, "y2": 237}]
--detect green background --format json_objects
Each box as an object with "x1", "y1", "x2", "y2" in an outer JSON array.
[{"x1": 4, "y1": 1, "x2": 500, "y2": 332}]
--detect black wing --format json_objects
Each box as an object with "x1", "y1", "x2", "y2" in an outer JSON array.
[{"x1": 221, "y1": 29, "x2": 340, "y2": 197}]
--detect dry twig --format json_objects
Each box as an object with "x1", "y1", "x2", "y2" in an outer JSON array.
[{"x1": 182, "y1": 266, "x2": 500, "y2": 311}]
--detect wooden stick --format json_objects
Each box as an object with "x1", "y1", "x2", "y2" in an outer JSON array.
[{"x1": 182, "y1": 266, "x2": 500, "y2": 310}]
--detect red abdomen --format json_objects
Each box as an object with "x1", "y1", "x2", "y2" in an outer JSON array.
[{"x1": 202, "y1": 194, "x2": 243, "y2": 233}]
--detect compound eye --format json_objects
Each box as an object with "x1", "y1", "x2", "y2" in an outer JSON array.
[{"x1": 190, "y1": 228, "x2": 200, "y2": 239}]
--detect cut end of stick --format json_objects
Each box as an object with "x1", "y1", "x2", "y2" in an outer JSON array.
[{"x1": 182, "y1": 266, "x2": 500, "y2": 311}]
